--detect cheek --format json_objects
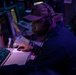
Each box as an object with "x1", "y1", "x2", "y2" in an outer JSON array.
[
  {"x1": 36, "y1": 24, "x2": 45, "y2": 31},
  {"x1": 32, "y1": 21, "x2": 45, "y2": 32},
  {"x1": 32, "y1": 26, "x2": 41, "y2": 32},
  {"x1": 36, "y1": 26, "x2": 42, "y2": 30}
]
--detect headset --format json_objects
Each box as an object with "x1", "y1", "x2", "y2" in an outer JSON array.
[
  {"x1": 42, "y1": 3, "x2": 53, "y2": 27},
  {"x1": 34, "y1": 2, "x2": 53, "y2": 27}
]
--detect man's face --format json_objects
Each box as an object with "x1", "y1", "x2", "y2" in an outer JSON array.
[{"x1": 32, "y1": 18, "x2": 46, "y2": 36}]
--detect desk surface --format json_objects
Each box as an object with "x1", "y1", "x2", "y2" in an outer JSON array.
[{"x1": 4, "y1": 48, "x2": 31, "y2": 65}]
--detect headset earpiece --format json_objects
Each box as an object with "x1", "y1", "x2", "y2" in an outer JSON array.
[
  {"x1": 42, "y1": 3, "x2": 53, "y2": 27},
  {"x1": 45, "y1": 17, "x2": 53, "y2": 27}
]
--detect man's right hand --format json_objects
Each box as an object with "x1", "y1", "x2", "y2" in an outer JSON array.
[{"x1": 17, "y1": 44, "x2": 33, "y2": 52}]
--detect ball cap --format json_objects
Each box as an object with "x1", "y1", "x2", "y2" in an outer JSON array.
[{"x1": 23, "y1": 3, "x2": 56, "y2": 21}]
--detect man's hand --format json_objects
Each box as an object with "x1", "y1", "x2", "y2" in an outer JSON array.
[{"x1": 18, "y1": 44, "x2": 33, "y2": 52}]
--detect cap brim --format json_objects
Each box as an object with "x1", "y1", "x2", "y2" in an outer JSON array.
[{"x1": 23, "y1": 15, "x2": 43, "y2": 21}]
